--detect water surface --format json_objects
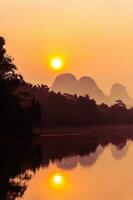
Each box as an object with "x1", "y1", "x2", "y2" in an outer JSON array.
[{"x1": 2, "y1": 130, "x2": 133, "y2": 200}]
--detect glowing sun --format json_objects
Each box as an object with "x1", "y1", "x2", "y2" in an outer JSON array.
[
  {"x1": 51, "y1": 58, "x2": 63, "y2": 70},
  {"x1": 49, "y1": 172, "x2": 68, "y2": 189},
  {"x1": 53, "y1": 174, "x2": 63, "y2": 185}
]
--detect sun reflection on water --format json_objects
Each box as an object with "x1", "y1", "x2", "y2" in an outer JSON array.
[{"x1": 49, "y1": 172, "x2": 68, "y2": 190}]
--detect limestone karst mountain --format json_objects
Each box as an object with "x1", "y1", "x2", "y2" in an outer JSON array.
[
  {"x1": 77, "y1": 76, "x2": 109, "y2": 104},
  {"x1": 110, "y1": 83, "x2": 133, "y2": 107},
  {"x1": 51, "y1": 73, "x2": 133, "y2": 106},
  {"x1": 51, "y1": 73, "x2": 77, "y2": 94},
  {"x1": 51, "y1": 73, "x2": 109, "y2": 104}
]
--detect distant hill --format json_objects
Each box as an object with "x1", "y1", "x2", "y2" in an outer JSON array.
[
  {"x1": 51, "y1": 73, "x2": 133, "y2": 107},
  {"x1": 110, "y1": 83, "x2": 133, "y2": 107},
  {"x1": 77, "y1": 76, "x2": 109, "y2": 104},
  {"x1": 51, "y1": 73, "x2": 77, "y2": 94}
]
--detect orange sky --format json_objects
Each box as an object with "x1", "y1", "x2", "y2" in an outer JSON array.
[{"x1": 1, "y1": 0, "x2": 133, "y2": 95}]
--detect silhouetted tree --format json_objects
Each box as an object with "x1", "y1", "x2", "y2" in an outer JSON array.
[
  {"x1": 27, "y1": 84, "x2": 133, "y2": 127},
  {"x1": 1, "y1": 36, "x2": 133, "y2": 131},
  {"x1": 0, "y1": 36, "x2": 41, "y2": 133}
]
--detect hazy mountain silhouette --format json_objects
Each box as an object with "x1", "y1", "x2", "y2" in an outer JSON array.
[
  {"x1": 51, "y1": 73, "x2": 109, "y2": 104},
  {"x1": 110, "y1": 83, "x2": 133, "y2": 107},
  {"x1": 51, "y1": 73, "x2": 77, "y2": 94},
  {"x1": 77, "y1": 76, "x2": 109, "y2": 104},
  {"x1": 51, "y1": 73, "x2": 133, "y2": 106}
]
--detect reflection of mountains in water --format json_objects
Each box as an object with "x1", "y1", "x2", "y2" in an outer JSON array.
[
  {"x1": 51, "y1": 73, "x2": 133, "y2": 107},
  {"x1": 35, "y1": 133, "x2": 130, "y2": 169},
  {"x1": 1, "y1": 133, "x2": 133, "y2": 200}
]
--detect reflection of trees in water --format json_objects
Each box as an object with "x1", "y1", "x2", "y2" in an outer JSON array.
[
  {"x1": 0, "y1": 141, "x2": 42, "y2": 200},
  {"x1": 1, "y1": 135, "x2": 132, "y2": 200},
  {"x1": 7, "y1": 170, "x2": 33, "y2": 200},
  {"x1": 39, "y1": 135, "x2": 132, "y2": 170}
]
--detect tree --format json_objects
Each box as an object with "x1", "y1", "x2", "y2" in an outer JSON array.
[
  {"x1": 0, "y1": 36, "x2": 41, "y2": 133},
  {"x1": 0, "y1": 36, "x2": 24, "y2": 88}
]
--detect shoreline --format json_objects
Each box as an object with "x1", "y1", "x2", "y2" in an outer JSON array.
[{"x1": 37, "y1": 124, "x2": 133, "y2": 136}]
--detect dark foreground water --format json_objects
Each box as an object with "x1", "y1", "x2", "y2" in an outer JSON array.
[{"x1": 2, "y1": 129, "x2": 133, "y2": 200}]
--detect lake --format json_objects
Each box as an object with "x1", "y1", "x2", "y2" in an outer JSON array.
[{"x1": 2, "y1": 127, "x2": 133, "y2": 200}]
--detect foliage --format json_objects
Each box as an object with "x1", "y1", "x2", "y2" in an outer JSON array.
[
  {"x1": 28, "y1": 84, "x2": 133, "y2": 127},
  {"x1": 0, "y1": 37, "x2": 41, "y2": 133},
  {"x1": 1, "y1": 35, "x2": 133, "y2": 131}
]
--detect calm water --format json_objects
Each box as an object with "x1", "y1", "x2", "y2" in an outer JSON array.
[{"x1": 2, "y1": 131, "x2": 133, "y2": 200}]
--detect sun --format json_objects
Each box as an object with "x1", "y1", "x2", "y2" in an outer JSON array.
[
  {"x1": 53, "y1": 174, "x2": 63, "y2": 185},
  {"x1": 51, "y1": 58, "x2": 63, "y2": 70},
  {"x1": 49, "y1": 172, "x2": 68, "y2": 190}
]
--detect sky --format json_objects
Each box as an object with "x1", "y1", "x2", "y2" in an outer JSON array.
[{"x1": 1, "y1": 0, "x2": 133, "y2": 95}]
